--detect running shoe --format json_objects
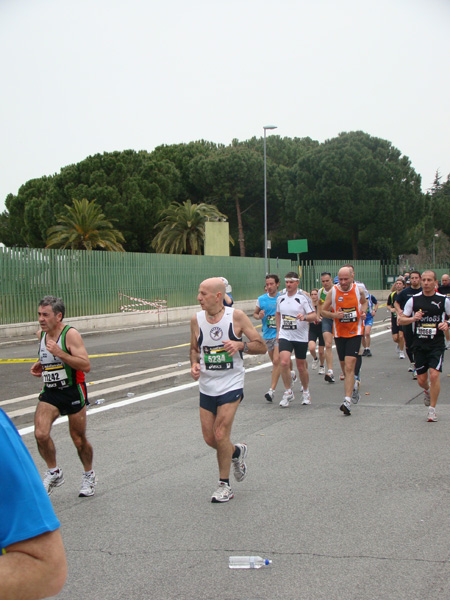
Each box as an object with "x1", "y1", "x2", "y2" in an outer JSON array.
[
  {"x1": 340, "y1": 374, "x2": 345, "y2": 381},
  {"x1": 232, "y1": 443, "x2": 248, "y2": 482},
  {"x1": 351, "y1": 377, "x2": 361, "y2": 404},
  {"x1": 412, "y1": 369, "x2": 417, "y2": 380},
  {"x1": 264, "y1": 389, "x2": 274, "y2": 403},
  {"x1": 280, "y1": 389, "x2": 294, "y2": 407},
  {"x1": 427, "y1": 408, "x2": 437, "y2": 422},
  {"x1": 399, "y1": 352, "x2": 405, "y2": 359},
  {"x1": 362, "y1": 348, "x2": 369, "y2": 356},
  {"x1": 340, "y1": 400, "x2": 351, "y2": 416},
  {"x1": 311, "y1": 358, "x2": 319, "y2": 370},
  {"x1": 424, "y1": 389, "x2": 431, "y2": 407},
  {"x1": 79, "y1": 471, "x2": 97, "y2": 497},
  {"x1": 365, "y1": 349, "x2": 372, "y2": 357},
  {"x1": 43, "y1": 468, "x2": 65, "y2": 495},
  {"x1": 396, "y1": 344, "x2": 400, "y2": 353},
  {"x1": 446, "y1": 341, "x2": 450, "y2": 350},
  {"x1": 408, "y1": 363, "x2": 414, "y2": 372},
  {"x1": 318, "y1": 365, "x2": 325, "y2": 375},
  {"x1": 301, "y1": 390, "x2": 311, "y2": 405},
  {"x1": 325, "y1": 371, "x2": 335, "y2": 383},
  {"x1": 291, "y1": 370, "x2": 298, "y2": 384},
  {"x1": 211, "y1": 481, "x2": 234, "y2": 503}
]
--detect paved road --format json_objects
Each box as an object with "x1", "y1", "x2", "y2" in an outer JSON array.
[{"x1": 5, "y1": 314, "x2": 450, "y2": 599}]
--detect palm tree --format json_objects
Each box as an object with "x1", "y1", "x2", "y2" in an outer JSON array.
[
  {"x1": 152, "y1": 199, "x2": 233, "y2": 254},
  {"x1": 46, "y1": 198, "x2": 126, "y2": 251}
]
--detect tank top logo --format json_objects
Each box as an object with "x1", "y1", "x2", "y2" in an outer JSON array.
[
  {"x1": 338, "y1": 296, "x2": 344, "y2": 302},
  {"x1": 210, "y1": 326, "x2": 223, "y2": 341}
]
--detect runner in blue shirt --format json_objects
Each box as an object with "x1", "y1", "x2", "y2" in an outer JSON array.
[
  {"x1": 362, "y1": 294, "x2": 378, "y2": 356},
  {"x1": 253, "y1": 274, "x2": 282, "y2": 402}
]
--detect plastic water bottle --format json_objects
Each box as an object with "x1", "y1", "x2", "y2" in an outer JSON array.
[{"x1": 229, "y1": 556, "x2": 272, "y2": 569}]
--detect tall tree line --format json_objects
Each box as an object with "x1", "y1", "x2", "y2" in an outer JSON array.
[{"x1": 0, "y1": 131, "x2": 439, "y2": 259}]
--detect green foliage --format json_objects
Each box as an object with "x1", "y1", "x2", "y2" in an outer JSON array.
[
  {"x1": 431, "y1": 173, "x2": 450, "y2": 237},
  {"x1": 46, "y1": 198, "x2": 125, "y2": 251},
  {"x1": 0, "y1": 132, "x2": 429, "y2": 260},
  {"x1": 291, "y1": 131, "x2": 424, "y2": 258},
  {"x1": 152, "y1": 200, "x2": 231, "y2": 255}
]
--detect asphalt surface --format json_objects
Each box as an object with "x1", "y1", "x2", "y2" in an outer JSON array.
[{"x1": 3, "y1": 313, "x2": 450, "y2": 600}]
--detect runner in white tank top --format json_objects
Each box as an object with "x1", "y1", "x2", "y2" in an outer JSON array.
[{"x1": 190, "y1": 277, "x2": 266, "y2": 503}]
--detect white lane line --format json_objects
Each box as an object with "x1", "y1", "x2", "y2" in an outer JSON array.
[
  {"x1": 18, "y1": 328, "x2": 392, "y2": 437},
  {"x1": 0, "y1": 361, "x2": 192, "y2": 408}
]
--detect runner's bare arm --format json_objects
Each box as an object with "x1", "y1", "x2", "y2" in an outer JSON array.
[
  {"x1": 320, "y1": 290, "x2": 336, "y2": 319},
  {"x1": 46, "y1": 329, "x2": 90, "y2": 373},
  {"x1": 190, "y1": 315, "x2": 201, "y2": 380},
  {"x1": 30, "y1": 361, "x2": 43, "y2": 377},
  {"x1": 253, "y1": 304, "x2": 264, "y2": 319},
  {"x1": 0, "y1": 529, "x2": 67, "y2": 600},
  {"x1": 275, "y1": 309, "x2": 281, "y2": 338},
  {"x1": 223, "y1": 310, "x2": 266, "y2": 356},
  {"x1": 360, "y1": 294, "x2": 368, "y2": 320}
]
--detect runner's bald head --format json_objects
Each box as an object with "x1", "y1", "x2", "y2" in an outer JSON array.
[
  {"x1": 201, "y1": 277, "x2": 226, "y2": 297},
  {"x1": 338, "y1": 267, "x2": 352, "y2": 279}
]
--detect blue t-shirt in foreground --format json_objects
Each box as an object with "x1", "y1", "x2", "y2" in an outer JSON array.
[{"x1": 0, "y1": 409, "x2": 60, "y2": 551}]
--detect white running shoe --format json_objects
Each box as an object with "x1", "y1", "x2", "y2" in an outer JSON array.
[
  {"x1": 399, "y1": 352, "x2": 405, "y2": 359},
  {"x1": 408, "y1": 363, "x2": 414, "y2": 372},
  {"x1": 264, "y1": 389, "x2": 274, "y2": 402},
  {"x1": 291, "y1": 370, "x2": 298, "y2": 384},
  {"x1": 325, "y1": 370, "x2": 335, "y2": 383},
  {"x1": 412, "y1": 369, "x2": 417, "y2": 380},
  {"x1": 43, "y1": 468, "x2": 65, "y2": 495},
  {"x1": 424, "y1": 389, "x2": 431, "y2": 407},
  {"x1": 311, "y1": 358, "x2": 319, "y2": 370},
  {"x1": 351, "y1": 378, "x2": 361, "y2": 404},
  {"x1": 318, "y1": 365, "x2": 325, "y2": 375},
  {"x1": 280, "y1": 389, "x2": 294, "y2": 407},
  {"x1": 79, "y1": 471, "x2": 97, "y2": 497},
  {"x1": 211, "y1": 481, "x2": 234, "y2": 503},
  {"x1": 232, "y1": 443, "x2": 248, "y2": 482},
  {"x1": 427, "y1": 408, "x2": 437, "y2": 422},
  {"x1": 302, "y1": 390, "x2": 311, "y2": 405},
  {"x1": 340, "y1": 400, "x2": 351, "y2": 416}
]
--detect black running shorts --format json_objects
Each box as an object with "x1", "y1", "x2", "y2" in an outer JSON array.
[
  {"x1": 199, "y1": 388, "x2": 243, "y2": 415},
  {"x1": 413, "y1": 345, "x2": 445, "y2": 375},
  {"x1": 39, "y1": 383, "x2": 88, "y2": 416},
  {"x1": 278, "y1": 339, "x2": 308, "y2": 359},
  {"x1": 334, "y1": 335, "x2": 362, "y2": 362}
]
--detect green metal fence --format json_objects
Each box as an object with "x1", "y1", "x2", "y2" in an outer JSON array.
[{"x1": 0, "y1": 247, "x2": 292, "y2": 325}]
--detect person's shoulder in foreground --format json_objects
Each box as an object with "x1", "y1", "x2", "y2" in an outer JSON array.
[{"x1": 0, "y1": 408, "x2": 67, "y2": 600}]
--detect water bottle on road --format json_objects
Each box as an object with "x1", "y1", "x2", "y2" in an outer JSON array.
[{"x1": 229, "y1": 556, "x2": 272, "y2": 569}]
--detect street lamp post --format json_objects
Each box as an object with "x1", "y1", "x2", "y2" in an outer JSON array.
[
  {"x1": 433, "y1": 233, "x2": 439, "y2": 265},
  {"x1": 263, "y1": 125, "x2": 277, "y2": 275}
]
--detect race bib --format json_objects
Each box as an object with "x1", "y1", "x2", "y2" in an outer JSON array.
[
  {"x1": 266, "y1": 315, "x2": 276, "y2": 329},
  {"x1": 42, "y1": 363, "x2": 69, "y2": 388},
  {"x1": 203, "y1": 345, "x2": 233, "y2": 370},
  {"x1": 340, "y1": 307, "x2": 357, "y2": 323},
  {"x1": 282, "y1": 315, "x2": 297, "y2": 330},
  {"x1": 417, "y1": 324, "x2": 436, "y2": 338}
]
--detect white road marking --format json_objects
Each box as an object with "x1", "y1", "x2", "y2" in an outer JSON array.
[{"x1": 17, "y1": 328, "x2": 392, "y2": 437}]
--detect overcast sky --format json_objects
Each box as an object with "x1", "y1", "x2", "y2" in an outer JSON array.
[{"x1": 1, "y1": 0, "x2": 449, "y2": 213}]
